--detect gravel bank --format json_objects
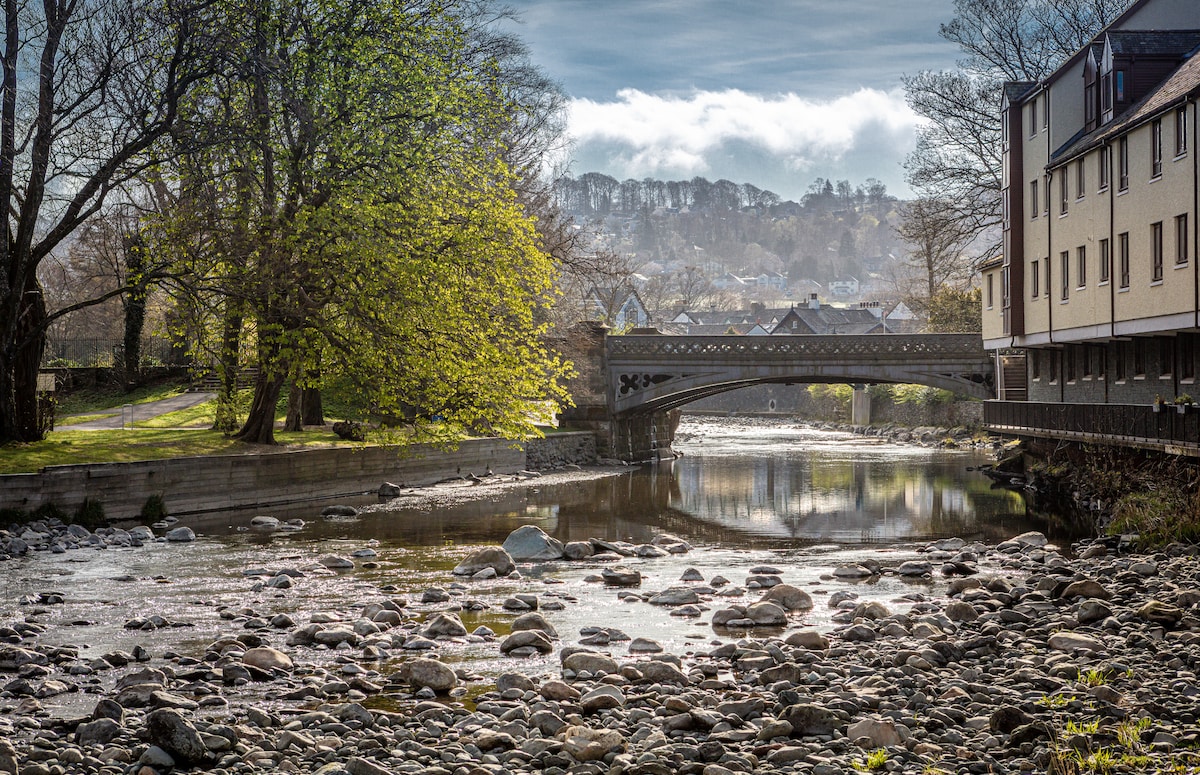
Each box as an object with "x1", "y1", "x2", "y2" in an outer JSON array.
[{"x1": 3, "y1": 517, "x2": 1200, "y2": 775}]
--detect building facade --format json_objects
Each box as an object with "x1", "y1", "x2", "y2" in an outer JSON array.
[{"x1": 982, "y1": 0, "x2": 1200, "y2": 409}]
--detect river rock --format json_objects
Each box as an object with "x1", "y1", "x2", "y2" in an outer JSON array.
[
  {"x1": 760, "y1": 583, "x2": 814, "y2": 611},
  {"x1": 833, "y1": 564, "x2": 874, "y2": 578},
  {"x1": 580, "y1": 685, "x2": 625, "y2": 713},
  {"x1": 146, "y1": 708, "x2": 208, "y2": 764},
  {"x1": 164, "y1": 527, "x2": 195, "y2": 542},
  {"x1": 851, "y1": 600, "x2": 890, "y2": 620},
  {"x1": 422, "y1": 612, "x2": 469, "y2": 638},
  {"x1": 563, "y1": 651, "x2": 618, "y2": 675},
  {"x1": 398, "y1": 658, "x2": 457, "y2": 691},
  {"x1": 563, "y1": 541, "x2": 594, "y2": 560},
  {"x1": 780, "y1": 703, "x2": 840, "y2": 736},
  {"x1": 453, "y1": 546, "x2": 515, "y2": 576},
  {"x1": 601, "y1": 567, "x2": 642, "y2": 586},
  {"x1": 502, "y1": 525, "x2": 564, "y2": 561},
  {"x1": 561, "y1": 725, "x2": 625, "y2": 761},
  {"x1": 76, "y1": 717, "x2": 123, "y2": 746},
  {"x1": 638, "y1": 660, "x2": 691, "y2": 685},
  {"x1": 785, "y1": 630, "x2": 829, "y2": 650},
  {"x1": 745, "y1": 601, "x2": 787, "y2": 625},
  {"x1": 1012, "y1": 530, "x2": 1048, "y2": 548},
  {"x1": 1060, "y1": 578, "x2": 1111, "y2": 600},
  {"x1": 944, "y1": 600, "x2": 979, "y2": 622},
  {"x1": 511, "y1": 612, "x2": 558, "y2": 638},
  {"x1": 242, "y1": 647, "x2": 293, "y2": 672},
  {"x1": 1048, "y1": 632, "x2": 1107, "y2": 654},
  {"x1": 1077, "y1": 599, "x2": 1113, "y2": 624},
  {"x1": 318, "y1": 555, "x2": 354, "y2": 569},
  {"x1": 847, "y1": 717, "x2": 902, "y2": 747},
  {"x1": 499, "y1": 630, "x2": 553, "y2": 655},
  {"x1": 249, "y1": 515, "x2": 279, "y2": 530},
  {"x1": 648, "y1": 587, "x2": 700, "y2": 606},
  {"x1": 1138, "y1": 600, "x2": 1184, "y2": 626}
]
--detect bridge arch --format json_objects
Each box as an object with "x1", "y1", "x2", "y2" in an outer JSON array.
[{"x1": 607, "y1": 334, "x2": 994, "y2": 417}]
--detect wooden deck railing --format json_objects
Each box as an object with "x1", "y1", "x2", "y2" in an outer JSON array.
[{"x1": 984, "y1": 401, "x2": 1200, "y2": 454}]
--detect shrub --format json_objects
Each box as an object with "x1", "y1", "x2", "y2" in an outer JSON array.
[{"x1": 73, "y1": 498, "x2": 107, "y2": 529}]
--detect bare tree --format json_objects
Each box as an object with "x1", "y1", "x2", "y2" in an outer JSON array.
[
  {"x1": 894, "y1": 197, "x2": 979, "y2": 313},
  {"x1": 903, "y1": 0, "x2": 1135, "y2": 262},
  {"x1": 1, "y1": 0, "x2": 218, "y2": 440}
]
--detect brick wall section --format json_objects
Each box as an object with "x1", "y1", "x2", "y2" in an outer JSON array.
[{"x1": 0, "y1": 439, "x2": 533, "y2": 520}]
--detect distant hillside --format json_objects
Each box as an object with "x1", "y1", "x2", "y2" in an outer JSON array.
[{"x1": 554, "y1": 173, "x2": 905, "y2": 289}]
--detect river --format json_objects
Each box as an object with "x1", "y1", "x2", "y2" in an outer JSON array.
[{"x1": 4, "y1": 416, "x2": 1068, "y2": 711}]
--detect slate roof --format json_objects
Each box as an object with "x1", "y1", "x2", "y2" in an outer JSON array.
[{"x1": 1051, "y1": 43, "x2": 1200, "y2": 165}]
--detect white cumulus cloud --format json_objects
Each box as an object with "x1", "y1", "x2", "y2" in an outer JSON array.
[{"x1": 564, "y1": 88, "x2": 922, "y2": 199}]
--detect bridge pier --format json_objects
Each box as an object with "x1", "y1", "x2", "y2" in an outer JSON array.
[{"x1": 851, "y1": 385, "x2": 871, "y2": 425}]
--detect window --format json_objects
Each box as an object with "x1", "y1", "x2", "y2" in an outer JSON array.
[
  {"x1": 1116, "y1": 71, "x2": 1125, "y2": 102},
  {"x1": 1083, "y1": 345, "x2": 1094, "y2": 379},
  {"x1": 1152, "y1": 119, "x2": 1163, "y2": 177},
  {"x1": 1102, "y1": 71, "x2": 1112, "y2": 115},
  {"x1": 1076, "y1": 160, "x2": 1085, "y2": 199},
  {"x1": 1119, "y1": 232, "x2": 1130, "y2": 288},
  {"x1": 1115, "y1": 342, "x2": 1127, "y2": 382},
  {"x1": 1152, "y1": 221, "x2": 1164, "y2": 282},
  {"x1": 1066, "y1": 346, "x2": 1077, "y2": 382},
  {"x1": 1060, "y1": 171, "x2": 1069, "y2": 215},
  {"x1": 1030, "y1": 181, "x2": 1039, "y2": 217},
  {"x1": 1077, "y1": 246, "x2": 1087, "y2": 288},
  {"x1": 986, "y1": 274, "x2": 994, "y2": 309},
  {"x1": 1061, "y1": 251, "x2": 1070, "y2": 300},
  {"x1": 1048, "y1": 351, "x2": 1059, "y2": 383},
  {"x1": 1118, "y1": 136, "x2": 1129, "y2": 191},
  {"x1": 1030, "y1": 98, "x2": 1038, "y2": 138},
  {"x1": 1177, "y1": 214, "x2": 1189, "y2": 265},
  {"x1": 1099, "y1": 238, "x2": 1111, "y2": 283},
  {"x1": 1098, "y1": 148, "x2": 1109, "y2": 190},
  {"x1": 1098, "y1": 344, "x2": 1106, "y2": 380},
  {"x1": 1177, "y1": 107, "x2": 1188, "y2": 156},
  {"x1": 1160, "y1": 338, "x2": 1174, "y2": 378},
  {"x1": 1031, "y1": 259, "x2": 1040, "y2": 298},
  {"x1": 1031, "y1": 350, "x2": 1041, "y2": 380},
  {"x1": 1182, "y1": 334, "x2": 1196, "y2": 382},
  {"x1": 1044, "y1": 176, "x2": 1051, "y2": 216},
  {"x1": 1134, "y1": 339, "x2": 1146, "y2": 378}
]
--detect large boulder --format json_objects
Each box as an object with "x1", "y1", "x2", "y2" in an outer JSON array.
[
  {"x1": 145, "y1": 708, "x2": 208, "y2": 764},
  {"x1": 242, "y1": 647, "x2": 293, "y2": 673},
  {"x1": 780, "y1": 703, "x2": 840, "y2": 737},
  {"x1": 760, "y1": 584, "x2": 813, "y2": 611},
  {"x1": 502, "y1": 525, "x2": 565, "y2": 561},
  {"x1": 398, "y1": 658, "x2": 457, "y2": 691},
  {"x1": 453, "y1": 546, "x2": 515, "y2": 577}
]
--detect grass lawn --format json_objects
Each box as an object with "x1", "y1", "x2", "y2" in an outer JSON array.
[
  {"x1": 0, "y1": 427, "x2": 350, "y2": 474},
  {"x1": 56, "y1": 381, "x2": 188, "y2": 416}
]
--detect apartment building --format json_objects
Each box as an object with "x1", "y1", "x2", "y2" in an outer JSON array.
[{"x1": 982, "y1": 0, "x2": 1200, "y2": 414}]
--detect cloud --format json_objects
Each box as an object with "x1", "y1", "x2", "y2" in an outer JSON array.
[{"x1": 564, "y1": 88, "x2": 923, "y2": 199}]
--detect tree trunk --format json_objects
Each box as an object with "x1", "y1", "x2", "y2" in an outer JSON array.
[
  {"x1": 122, "y1": 234, "x2": 148, "y2": 389},
  {"x1": 235, "y1": 368, "x2": 286, "y2": 444},
  {"x1": 212, "y1": 310, "x2": 243, "y2": 433},
  {"x1": 284, "y1": 380, "x2": 302, "y2": 432},
  {"x1": 0, "y1": 281, "x2": 48, "y2": 442},
  {"x1": 301, "y1": 385, "x2": 323, "y2": 425}
]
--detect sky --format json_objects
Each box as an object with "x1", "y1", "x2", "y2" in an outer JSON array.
[{"x1": 500, "y1": 0, "x2": 962, "y2": 202}]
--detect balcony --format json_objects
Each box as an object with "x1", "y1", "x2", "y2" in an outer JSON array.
[{"x1": 984, "y1": 401, "x2": 1200, "y2": 456}]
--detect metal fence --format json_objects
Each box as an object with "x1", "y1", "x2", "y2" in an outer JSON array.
[
  {"x1": 984, "y1": 400, "x2": 1200, "y2": 454},
  {"x1": 41, "y1": 338, "x2": 186, "y2": 368}
]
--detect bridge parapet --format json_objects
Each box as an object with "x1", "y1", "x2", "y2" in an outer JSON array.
[{"x1": 607, "y1": 333, "x2": 994, "y2": 416}]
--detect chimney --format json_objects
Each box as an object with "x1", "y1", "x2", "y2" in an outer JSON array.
[{"x1": 808, "y1": 293, "x2": 820, "y2": 310}]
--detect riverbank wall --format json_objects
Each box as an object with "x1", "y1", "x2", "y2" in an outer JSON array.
[
  {"x1": 0, "y1": 432, "x2": 597, "y2": 521},
  {"x1": 685, "y1": 384, "x2": 984, "y2": 427}
]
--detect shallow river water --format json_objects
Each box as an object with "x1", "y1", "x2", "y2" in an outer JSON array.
[{"x1": 5, "y1": 417, "x2": 1070, "y2": 712}]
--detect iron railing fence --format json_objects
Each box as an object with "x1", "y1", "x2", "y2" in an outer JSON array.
[
  {"x1": 42, "y1": 338, "x2": 186, "y2": 368},
  {"x1": 984, "y1": 400, "x2": 1200, "y2": 453}
]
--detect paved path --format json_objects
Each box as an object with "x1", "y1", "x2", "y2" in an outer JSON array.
[{"x1": 57, "y1": 392, "x2": 215, "y2": 430}]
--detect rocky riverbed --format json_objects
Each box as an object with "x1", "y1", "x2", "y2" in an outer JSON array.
[{"x1": 3, "y1": 515, "x2": 1200, "y2": 775}]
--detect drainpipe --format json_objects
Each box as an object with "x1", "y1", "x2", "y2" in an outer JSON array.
[
  {"x1": 1109, "y1": 141, "x2": 1115, "y2": 404},
  {"x1": 1194, "y1": 96, "x2": 1198, "y2": 332}
]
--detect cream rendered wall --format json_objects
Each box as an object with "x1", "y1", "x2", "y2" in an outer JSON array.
[
  {"x1": 1048, "y1": 148, "x2": 1113, "y2": 339},
  {"x1": 981, "y1": 265, "x2": 1006, "y2": 345},
  {"x1": 1112, "y1": 115, "x2": 1197, "y2": 334},
  {"x1": 1023, "y1": 92, "x2": 1052, "y2": 341},
  {"x1": 1121, "y1": 0, "x2": 1200, "y2": 29}
]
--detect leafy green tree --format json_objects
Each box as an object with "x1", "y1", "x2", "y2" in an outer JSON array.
[
  {"x1": 160, "y1": 0, "x2": 568, "y2": 444},
  {"x1": 926, "y1": 287, "x2": 983, "y2": 333}
]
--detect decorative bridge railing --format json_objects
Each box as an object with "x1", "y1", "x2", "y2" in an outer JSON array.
[
  {"x1": 604, "y1": 333, "x2": 995, "y2": 414},
  {"x1": 607, "y1": 333, "x2": 988, "y2": 359}
]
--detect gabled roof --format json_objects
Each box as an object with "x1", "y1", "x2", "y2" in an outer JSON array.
[
  {"x1": 1051, "y1": 45, "x2": 1200, "y2": 165},
  {"x1": 1106, "y1": 29, "x2": 1200, "y2": 57},
  {"x1": 770, "y1": 306, "x2": 890, "y2": 336}
]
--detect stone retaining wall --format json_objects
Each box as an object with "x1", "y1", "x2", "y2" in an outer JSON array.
[
  {"x1": 524, "y1": 432, "x2": 597, "y2": 470},
  {"x1": 0, "y1": 432, "x2": 597, "y2": 521}
]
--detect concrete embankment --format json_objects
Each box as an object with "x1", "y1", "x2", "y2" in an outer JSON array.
[{"x1": 0, "y1": 432, "x2": 597, "y2": 520}]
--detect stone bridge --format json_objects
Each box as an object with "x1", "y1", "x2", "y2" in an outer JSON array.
[{"x1": 559, "y1": 325, "x2": 994, "y2": 462}]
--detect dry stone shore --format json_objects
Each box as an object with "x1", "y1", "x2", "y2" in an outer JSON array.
[{"x1": 2, "y1": 525, "x2": 1200, "y2": 775}]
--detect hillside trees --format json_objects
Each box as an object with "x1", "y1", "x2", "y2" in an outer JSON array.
[
  {"x1": 0, "y1": 0, "x2": 221, "y2": 441},
  {"x1": 159, "y1": 0, "x2": 569, "y2": 444},
  {"x1": 903, "y1": 0, "x2": 1135, "y2": 262}
]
